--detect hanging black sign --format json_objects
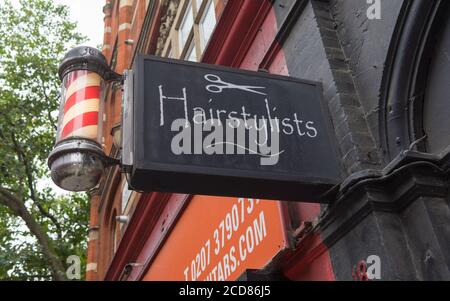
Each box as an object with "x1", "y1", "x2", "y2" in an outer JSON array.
[{"x1": 122, "y1": 55, "x2": 343, "y2": 202}]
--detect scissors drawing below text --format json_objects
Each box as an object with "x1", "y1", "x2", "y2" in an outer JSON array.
[{"x1": 204, "y1": 74, "x2": 267, "y2": 96}]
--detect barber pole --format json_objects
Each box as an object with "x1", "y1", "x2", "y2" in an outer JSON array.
[
  {"x1": 58, "y1": 70, "x2": 102, "y2": 142},
  {"x1": 48, "y1": 46, "x2": 121, "y2": 192}
]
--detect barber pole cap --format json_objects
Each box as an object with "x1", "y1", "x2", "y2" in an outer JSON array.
[{"x1": 48, "y1": 46, "x2": 120, "y2": 192}]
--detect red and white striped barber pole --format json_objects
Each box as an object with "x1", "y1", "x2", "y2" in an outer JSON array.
[
  {"x1": 48, "y1": 46, "x2": 121, "y2": 192},
  {"x1": 57, "y1": 70, "x2": 103, "y2": 143}
]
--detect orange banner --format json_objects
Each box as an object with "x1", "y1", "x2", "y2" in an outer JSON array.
[{"x1": 144, "y1": 196, "x2": 287, "y2": 281}]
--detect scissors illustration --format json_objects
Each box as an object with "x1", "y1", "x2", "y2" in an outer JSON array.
[{"x1": 204, "y1": 74, "x2": 267, "y2": 96}]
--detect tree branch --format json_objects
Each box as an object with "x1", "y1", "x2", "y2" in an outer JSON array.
[
  {"x1": 39, "y1": 77, "x2": 58, "y2": 131},
  {"x1": 0, "y1": 186, "x2": 66, "y2": 281},
  {"x1": 10, "y1": 131, "x2": 63, "y2": 239}
]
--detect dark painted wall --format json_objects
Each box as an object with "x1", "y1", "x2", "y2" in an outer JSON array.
[
  {"x1": 271, "y1": 0, "x2": 450, "y2": 280},
  {"x1": 280, "y1": 0, "x2": 384, "y2": 174},
  {"x1": 423, "y1": 12, "x2": 450, "y2": 154},
  {"x1": 330, "y1": 0, "x2": 403, "y2": 147}
]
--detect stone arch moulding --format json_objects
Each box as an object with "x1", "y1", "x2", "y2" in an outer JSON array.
[{"x1": 379, "y1": 0, "x2": 449, "y2": 162}]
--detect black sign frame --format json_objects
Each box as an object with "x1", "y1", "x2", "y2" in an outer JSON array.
[{"x1": 123, "y1": 54, "x2": 343, "y2": 202}]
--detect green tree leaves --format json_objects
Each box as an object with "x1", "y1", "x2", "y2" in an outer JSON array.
[{"x1": 0, "y1": 0, "x2": 89, "y2": 280}]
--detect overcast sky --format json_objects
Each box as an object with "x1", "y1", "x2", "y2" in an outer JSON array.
[
  {"x1": 11, "y1": 0, "x2": 105, "y2": 48},
  {"x1": 53, "y1": 0, "x2": 105, "y2": 47}
]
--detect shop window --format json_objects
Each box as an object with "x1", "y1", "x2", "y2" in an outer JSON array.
[
  {"x1": 179, "y1": 1, "x2": 194, "y2": 50},
  {"x1": 199, "y1": 0, "x2": 216, "y2": 50}
]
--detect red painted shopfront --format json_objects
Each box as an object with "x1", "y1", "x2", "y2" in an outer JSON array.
[
  {"x1": 93, "y1": 0, "x2": 450, "y2": 281},
  {"x1": 102, "y1": 0, "x2": 335, "y2": 281}
]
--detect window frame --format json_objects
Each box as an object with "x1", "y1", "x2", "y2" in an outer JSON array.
[
  {"x1": 198, "y1": 0, "x2": 216, "y2": 51},
  {"x1": 183, "y1": 38, "x2": 197, "y2": 62},
  {"x1": 178, "y1": 0, "x2": 194, "y2": 51}
]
